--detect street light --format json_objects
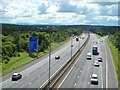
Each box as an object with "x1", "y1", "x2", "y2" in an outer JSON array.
[
  {"x1": 71, "y1": 35, "x2": 73, "y2": 59},
  {"x1": 48, "y1": 26, "x2": 51, "y2": 90}
]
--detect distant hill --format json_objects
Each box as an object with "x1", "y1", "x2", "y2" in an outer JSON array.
[{"x1": 1, "y1": 23, "x2": 120, "y2": 35}]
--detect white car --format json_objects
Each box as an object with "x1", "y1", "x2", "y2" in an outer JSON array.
[
  {"x1": 91, "y1": 74, "x2": 98, "y2": 85},
  {"x1": 86, "y1": 53, "x2": 92, "y2": 60},
  {"x1": 94, "y1": 61, "x2": 99, "y2": 67}
]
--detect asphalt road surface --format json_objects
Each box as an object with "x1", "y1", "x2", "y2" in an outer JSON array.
[
  {"x1": 58, "y1": 33, "x2": 118, "y2": 88},
  {"x1": 1, "y1": 32, "x2": 88, "y2": 89}
]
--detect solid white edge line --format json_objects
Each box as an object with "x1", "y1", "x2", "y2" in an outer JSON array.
[
  {"x1": 105, "y1": 38, "x2": 118, "y2": 87},
  {"x1": 103, "y1": 38, "x2": 108, "y2": 88}
]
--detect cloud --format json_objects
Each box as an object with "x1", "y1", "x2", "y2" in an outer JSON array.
[
  {"x1": 46, "y1": 5, "x2": 59, "y2": 13},
  {"x1": 1, "y1": 0, "x2": 119, "y2": 26},
  {"x1": 58, "y1": 2, "x2": 77, "y2": 12},
  {"x1": 38, "y1": 3, "x2": 48, "y2": 14}
]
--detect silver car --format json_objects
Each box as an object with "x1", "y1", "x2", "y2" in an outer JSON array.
[
  {"x1": 12, "y1": 73, "x2": 22, "y2": 81},
  {"x1": 94, "y1": 61, "x2": 99, "y2": 67}
]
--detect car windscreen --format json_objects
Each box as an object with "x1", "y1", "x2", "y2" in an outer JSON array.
[{"x1": 92, "y1": 77, "x2": 97, "y2": 79}]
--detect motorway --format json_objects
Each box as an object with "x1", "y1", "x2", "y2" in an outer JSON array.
[
  {"x1": 1, "y1": 32, "x2": 88, "y2": 89},
  {"x1": 56, "y1": 33, "x2": 118, "y2": 88}
]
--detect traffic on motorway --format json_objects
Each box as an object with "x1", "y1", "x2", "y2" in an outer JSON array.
[{"x1": 1, "y1": 33, "x2": 118, "y2": 89}]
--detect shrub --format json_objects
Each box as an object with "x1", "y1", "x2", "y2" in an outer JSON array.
[
  {"x1": 18, "y1": 53, "x2": 21, "y2": 57},
  {"x1": 4, "y1": 60, "x2": 8, "y2": 64}
]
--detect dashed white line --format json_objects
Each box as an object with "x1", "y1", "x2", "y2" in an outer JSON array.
[
  {"x1": 29, "y1": 82, "x2": 32, "y2": 85},
  {"x1": 74, "y1": 83, "x2": 76, "y2": 86},
  {"x1": 100, "y1": 61, "x2": 103, "y2": 88},
  {"x1": 78, "y1": 76, "x2": 80, "y2": 78},
  {"x1": 58, "y1": 44, "x2": 87, "y2": 88}
]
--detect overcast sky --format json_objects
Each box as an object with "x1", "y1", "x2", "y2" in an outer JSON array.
[{"x1": 1, "y1": 0, "x2": 119, "y2": 26}]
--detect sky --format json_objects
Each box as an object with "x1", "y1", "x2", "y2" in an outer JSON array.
[{"x1": 0, "y1": 0, "x2": 120, "y2": 26}]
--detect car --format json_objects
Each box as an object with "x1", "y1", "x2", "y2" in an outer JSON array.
[
  {"x1": 71, "y1": 45, "x2": 74, "y2": 47},
  {"x1": 76, "y1": 38, "x2": 79, "y2": 41},
  {"x1": 98, "y1": 57, "x2": 102, "y2": 62},
  {"x1": 82, "y1": 37, "x2": 84, "y2": 39},
  {"x1": 91, "y1": 74, "x2": 98, "y2": 85},
  {"x1": 94, "y1": 61, "x2": 99, "y2": 67},
  {"x1": 86, "y1": 53, "x2": 92, "y2": 60},
  {"x1": 55, "y1": 56, "x2": 60, "y2": 60},
  {"x1": 12, "y1": 73, "x2": 22, "y2": 81}
]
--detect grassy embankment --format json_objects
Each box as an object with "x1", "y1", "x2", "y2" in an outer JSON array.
[
  {"x1": 0, "y1": 39, "x2": 68, "y2": 76},
  {"x1": 107, "y1": 38, "x2": 120, "y2": 87},
  {"x1": 96, "y1": 34, "x2": 101, "y2": 39}
]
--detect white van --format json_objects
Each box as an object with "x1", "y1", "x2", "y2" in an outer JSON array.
[{"x1": 86, "y1": 53, "x2": 92, "y2": 59}]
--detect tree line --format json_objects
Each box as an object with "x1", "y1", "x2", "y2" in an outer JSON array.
[
  {"x1": 2, "y1": 24, "x2": 82, "y2": 63},
  {"x1": 90, "y1": 26, "x2": 120, "y2": 51},
  {"x1": 109, "y1": 29, "x2": 120, "y2": 51}
]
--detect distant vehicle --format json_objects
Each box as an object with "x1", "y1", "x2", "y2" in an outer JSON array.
[
  {"x1": 76, "y1": 37, "x2": 79, "y2": 41},
  {"x1": 86, "y1": 53, "x2": 92, "y2": 60},
  {"x1": 92, "y1": 46, "x2": 99, "y2": 55},
  {"x1": 71, "y1": 45, "x2": 74, "y2": 47},
  {"x1": 82, "y1": 37, "x2": 84, "y2": 39},
  {"x1": 55, "y1": 56, "x2": 60, "y2": 60},
  {"x1": 12, "y1": 73, "x2": 22, "y2": 81},
  {"x1": 80, "y1": 36, "x2": 84, "y2": 39},
  {"x1": 98, "y1": 56, "x2": 102, "y2": 62},
  {"x1": 94, "y1": 61, "x2": 99, "y2": 67},
  {"x1": 91, "y1": 74, "x2": 98, "y2": 85}
]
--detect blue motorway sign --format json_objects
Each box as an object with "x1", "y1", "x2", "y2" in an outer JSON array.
[{"x1": 29, "y1": 36, "x2": 38, "y2": 52}]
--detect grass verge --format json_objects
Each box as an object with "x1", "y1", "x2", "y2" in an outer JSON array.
[
  {"x1": 107, "y1": 38, "x2": 120, "y2": 87},
  {"x1": 96, "y1": 34, "x2": 101, "y2": 39},
  {"x1": 1, "y1": 39, "x2": 69, "y2": 76}
]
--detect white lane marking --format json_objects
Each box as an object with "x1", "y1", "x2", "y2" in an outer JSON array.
[
  {"x1": 96, "y1": 36, "x2": 104, "y2": 88},
  {"x1": 100, "y1": 38, "x2": 104, "y2": 88},
  {"x1": 39, "y1": 33, "x2": 88, "y2": 89},
  {"x1": 103, "y1": 38, "x2": 108, "y2": 88},
  {"x1": 39, "y1": 55, "x2": 71, "y2": 88},
  {"x1": 58, "y1": 44, "x2": 86, "y2": 88},
  {"x1": 88, "y1": 82, "x2": 90, "y2": 85},
  {"x1": 29, "y1": 82, "x2": 32, "y2": 85},
  {"x1": 105, "y1": 38, "x2": 119, "y2": 87},
  {"x1": 74, "y1": 83, "x2": 76, "y2": 86},
  {"x1": 80, "y1": 70, "x2": 81, "y2": 72},
  {"x1": 78, "y1": 76, "x2": 79, "y2": 78}
]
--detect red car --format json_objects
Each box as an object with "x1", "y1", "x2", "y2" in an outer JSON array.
[{"x1": 98, "y1": 57, "x2": 102, "y2": 62}]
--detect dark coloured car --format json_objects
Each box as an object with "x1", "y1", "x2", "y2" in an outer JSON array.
[
  {"x1": 12, "y1": 73, "x2": 22, "y2": 81},
  {"x1": 55, "y1": 56, "x2": 60, "y2": 60},
  {"x1": 71, "y1": 45, "x2": 74, "y2": 47}
]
